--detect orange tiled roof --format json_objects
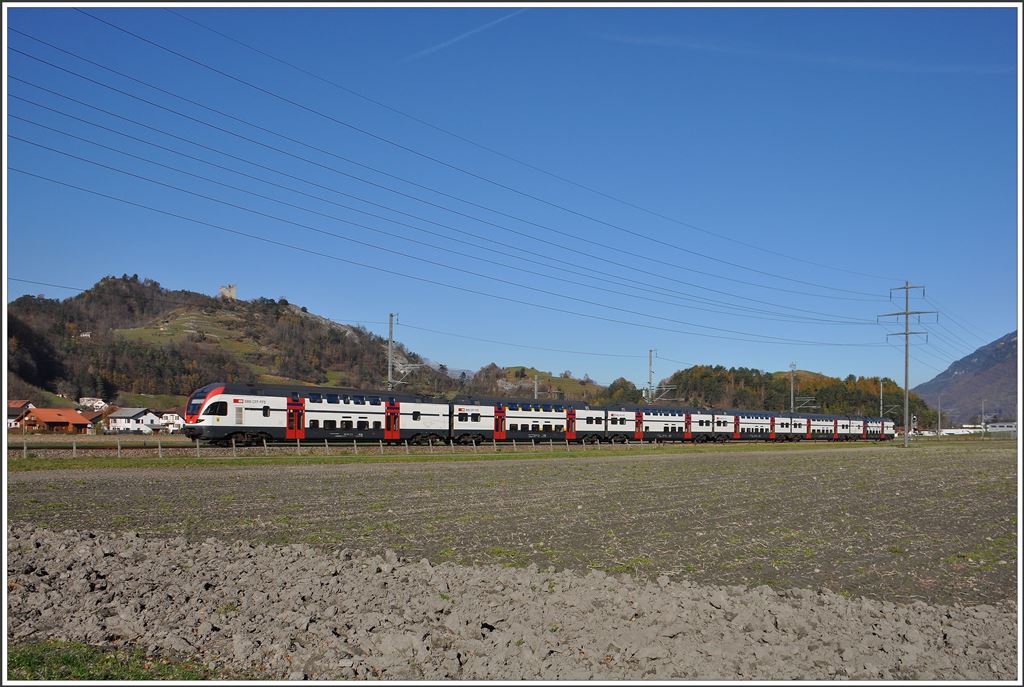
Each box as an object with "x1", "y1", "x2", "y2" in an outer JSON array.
[
  {"x1": 25, "y1": 408, "x2": 91, "y2": 425},
  {"x1": 8, "y1": 400, "x2": 31, "y2": 408}
]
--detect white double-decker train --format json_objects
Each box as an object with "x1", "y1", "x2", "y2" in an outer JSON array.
[{"x1": 183, "y1": 382, "x2": 895, "y2": 445}]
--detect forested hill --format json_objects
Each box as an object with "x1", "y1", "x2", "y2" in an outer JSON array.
[
  {"x1": 656, "y1": 366, "x2": 935, "y2": 425},
  {"x1": 7, "y1": 275, "x2": 458, "y2": 406}
]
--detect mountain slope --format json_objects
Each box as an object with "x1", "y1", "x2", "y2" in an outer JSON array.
[{"x1": 912, "y1": 331, "x2": 1017, "y2": 424}]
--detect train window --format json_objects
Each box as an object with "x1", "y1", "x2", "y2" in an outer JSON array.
[
  {"x1": 471, "y1": 413, "x2": 481, "y2": 422},
  {"x1": 354, "y1": 397, "x2": 365, "y2": 405},
  {"x1": 262, "y1": 406, "x2": 271, "y2": 417},
  {"x1": 287, "y1": 414, "x2": 295, "y2": 430},
  {"x1": 309, "y1": 419, "x2": 320, "y2": 429},
  {"x1": 554, "y1": 406, "x2": 564, "y2": 412},
  {"x1": 555, "y1": 425, "x2": 564, "y2": 432},
  {"x1": 372, "y1": 421, "x2": 381, "y2": 429},
  {"x1": 509, "y1": 424, "x2": 518, "y2": 431},
  {"x1": 412, "y1": 411, "x2": 421, "y2": 421},
  {"x1": 309, "y1": 393, "x2": 322, "y2": 403},
  {"x1": 645, "y1": 426, "x2": 650, "y2": 432},
  {"x1": 584, "y1": 417, "x2": 592, "y2": 424},
  {"x1": 204, "y1": 401, "x2": 228, "y2": 416},
  {"x1": 370, "y1": 397, "x2": 381, "y2": 405},
  {"x1": 542, "y1": 424, "x2": 552, "y2": 432},
  {"x1": 341, "y1": 420, "x2": 353, "y2": 429},
  {"x1": 324, "y1": 420, "x2": 336, "y2": 429},
  {"x1": 531, "y1": 424, "x2": 540, "y2": 431},
  {"x1": 458, "y1": 413, "x2": 468, "y2": 422},
  {"x1": 357, "y1": 420, "x2": 369, "y2": 430},
  {"x1": 290, "y1": 392, "x2": 300, "y2": 401},
  {"x1": 326, "y1": 394, "x2": 339, "y2": 404}
]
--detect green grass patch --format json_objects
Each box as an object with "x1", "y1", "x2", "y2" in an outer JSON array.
[{"x1": 6, "y1": 640, "x2": 236, "y2": 680}]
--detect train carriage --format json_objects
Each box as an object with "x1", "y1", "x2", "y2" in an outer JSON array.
[{"x1": 184, "y1": 381, "x2": 897, "y2": 447}]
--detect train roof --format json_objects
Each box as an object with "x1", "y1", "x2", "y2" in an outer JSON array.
[{"x1": 194, "y1": 382, "x2": 446, "y2": 404}]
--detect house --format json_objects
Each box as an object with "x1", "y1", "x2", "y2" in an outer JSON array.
[
  {"x1": 107, "y1": 407, "x2": 163, "y2": 433},
  {"x1": 76, "y1": 409, "x2": 107, "y2": 433},
  {"x1": 159, "y1": 410, "x2": 185, "y2": 434},
  {"x1": 19, "y1": 408, "x2": 91, "y2": 434},
  {"x1": 78, "y1": 397, "x2": 109, "y2": 412},
  {"x1": 7, "y1": 400, "x2": 35, "y2": 429}
]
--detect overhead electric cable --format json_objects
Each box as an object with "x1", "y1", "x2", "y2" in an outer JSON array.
[
  {"x1": 6, "y1": 62, "x2": 879, "y2": 308},
  {"x1": 8, "y1": 83, "x2": 879, "y2": 324},
  {"x1": 396, "y1": 323, "x2": 642, "y2": 358},
  {"x1": 9, "y1": 117, "x2": 873, "y2": 328},
  {"x1": 165, "y1": 7, "x2": 898, "y2": 283},
  {"x1": 11, "y1": 138, "x2": 881, "y2": 345},
  {"x1": 20, "y1": 22, "x2": 886, "y2": 301},
  {"x1": 9, "y1": 166, "x2": 890, "y2": 348}
]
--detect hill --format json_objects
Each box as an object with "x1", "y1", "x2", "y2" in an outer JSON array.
[
  {"x1": 6, "y1": 275, "x2": 458, "y2": 407},
  {"x1": 656, "y1": 365, "x2": 934, "y2": 425},
  {"x1": 6, "y1": 276, "x2": 616, "y2": 408},
  {"x1": 912, "y1": 331, "x2": 1017, "y2": 425}
]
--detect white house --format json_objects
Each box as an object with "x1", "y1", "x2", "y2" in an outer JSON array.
[
  {"x1": 160, "y1": 412, "x2": 185, "y2": 434},
  {"x1": 78, "y1": 397, "x2": 109, "y2": 412},
  {"x1": 107, "y1": 407, "x2": 163, "y2": 433}
]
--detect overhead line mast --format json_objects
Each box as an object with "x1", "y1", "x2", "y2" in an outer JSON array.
[{"x1": 878, "y1": 282, "x2": 935, "y2": 448}]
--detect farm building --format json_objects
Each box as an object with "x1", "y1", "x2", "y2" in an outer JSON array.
[{"x1": 18, "y1": 408, "x2": 91, "y2": 434}]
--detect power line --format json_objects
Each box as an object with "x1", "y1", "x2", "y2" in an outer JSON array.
[
  {"x1": 924, "y1": 296, "x2": 1001, "y2": 346},
  {"x1": 12, "y1": 139, "x2": 888, "y2": 347},
  {"x1": 21, "y1": 21, "x2": 886, "y2": 301},
  {"x1": 9, "y1": 166, "x2": 891, "y2": 349},
  {"x1": 164, "y1": 7, "x2": 898, "y2": 283},
  {"x1": 7, "y1": 86, "x2": 879, "y2": 327},
  {"x1": 8, "y1": 115, "x2": 874, "y2": 329},
  {"x1": 397, "y1": 323, "x2": 641, "y2": 358},
  {"x1": 6, "y1": 63, "x2": 879, "y2": 311}
]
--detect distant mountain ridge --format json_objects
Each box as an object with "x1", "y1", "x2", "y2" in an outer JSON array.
[{"x1": 912, "y1": 331, "x2": 1017, "y2": 424}]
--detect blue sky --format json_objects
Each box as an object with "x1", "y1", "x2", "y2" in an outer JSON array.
[{"x1": 5, "y1": 5, "x2": 1019, "y2": 389}]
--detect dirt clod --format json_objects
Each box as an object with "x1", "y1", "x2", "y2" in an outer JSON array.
[{"x1": 6, "y1": 525, "x2": 1016, "y2": 680}]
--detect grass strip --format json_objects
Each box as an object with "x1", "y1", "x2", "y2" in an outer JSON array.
[{"x1": 6, "y1": 640, "x2": 237, "y2": 680}]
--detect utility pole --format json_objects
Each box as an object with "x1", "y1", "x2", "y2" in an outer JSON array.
[
  {"x1": 534, "y1": 374, "x2": 539, "y2": 400},
  {"x1": 789, "y1": 362, "x2": 796, "y2": 413},
  {"x1": 647, "y1": 349, "x2": 655, "y2": 404},
  {"x1": 387, "y1": 312, "x2": 396, "y2": 391},
  {"x1": 879, "y1": 378, "x2": 883, "y2": 418},
  {"x1": 878, "y1": 282, "x2": 934, "y2": 448},
  {"x1": 982, "y1": 399, "x2": 986, "y2": 437},
  {"x1": 937, "y1": 395, "x2": 941, "y2": 438}
]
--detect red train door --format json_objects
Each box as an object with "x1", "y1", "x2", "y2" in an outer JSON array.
[
  {"x1": 862, "y1": 421, "x2": 868, "y2": 440},
  {"x1": 684, "y1": 413, "x2": 692, "y2": 440},
  {"x1": 805, "y1": 418, "x2": 812, "y2": 440},
  {"x1": 634, "y1": 411, "x2": 644, "y2": 440},
  {"x1": 286, "y1": 397, "x2": 305, "y2": 440},
  {"x1": 833, "y1": 419, "x2": 839, "y2": 441},
  {"x1": 732, "y1": 416, "x2": 740, "y2": 440},
  {"x1": 769, "y1": 416, "x2": 776, "y2": 440},
  {"x1": 494, "y1": 405, "x2": 507, "y2": 441},
  {"x1": 384, "y1": 401, "x2": 401, "y2": 441},
  {"x1": 565, "y1": 408, "x2": 575, "y2": 441}
]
